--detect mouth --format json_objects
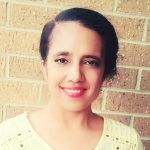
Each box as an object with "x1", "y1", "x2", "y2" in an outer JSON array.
[{"x1": 60, "y1": 87, "x2": 86, "y2": 98}]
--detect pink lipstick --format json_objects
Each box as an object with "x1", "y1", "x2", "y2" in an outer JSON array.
[{"x1": 61, "y1": 87, "x2": 85, "y2": 98}]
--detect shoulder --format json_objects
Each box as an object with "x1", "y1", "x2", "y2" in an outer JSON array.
[
  {"x1": 105, "y1": 117, "x2": 136, "y2": 136},
  {"x1": 104, "y1": 117, "x2": 143, "y2": 150},
  {"x1": 0, "y1": 113, "x2": 31, "y2": 149},
  {"x1": 0, "y1": 113, "x2": 26, "y2": 136}
]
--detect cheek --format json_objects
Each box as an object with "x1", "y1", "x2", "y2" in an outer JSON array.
[
  {"x1": 87, "y1": 73, "x2": 103, "y2": 91},
  {"x1": 47, "y1": 65, "x2": 66, "y2": 86},
  {"x1": 46, "y1": 65, "x2": 58, "y2": 85},
  {"x1": 89, "y1": 68, "x2": 104, "y2": 83}
]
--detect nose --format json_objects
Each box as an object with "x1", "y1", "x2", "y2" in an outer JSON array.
[{"x1": 67, "y1": 63, "x2": 85, "y2": 83}]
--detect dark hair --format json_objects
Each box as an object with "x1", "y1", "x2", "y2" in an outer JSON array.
[{"x1": 40, "y1": 8, "x2": 118, "y2": 79}]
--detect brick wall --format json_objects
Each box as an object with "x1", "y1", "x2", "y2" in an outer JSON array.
[{"x1": 0, "y1": 0, "x2": 150, "y2": 149}]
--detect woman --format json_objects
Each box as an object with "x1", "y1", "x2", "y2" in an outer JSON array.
[{"x1": 0, "y1": 8, "x2": 143, "y2": 150}]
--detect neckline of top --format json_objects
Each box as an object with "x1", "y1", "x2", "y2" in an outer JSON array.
[{"x1": 21, "y1": 112, "x2": 108, "y2": 150}]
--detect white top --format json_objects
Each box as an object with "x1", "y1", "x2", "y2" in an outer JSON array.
[{"x1": 0, "y1": 113, "x2": 143, "y2": 150}]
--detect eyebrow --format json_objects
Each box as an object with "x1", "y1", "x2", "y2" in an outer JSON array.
[
  {"x1": 53, "y1": 51, "x2": 70, "y2": 57},
  {"x1": 53, "y1": 51, "x2": 102, "y2": 61},
  {"x1": 83, "y1": 55, "x2": 102, "y2": 62}
]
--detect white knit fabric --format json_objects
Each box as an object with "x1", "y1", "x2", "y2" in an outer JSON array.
[{"x1": 0, "y1": 113, "x2": 143, "y2": 150}]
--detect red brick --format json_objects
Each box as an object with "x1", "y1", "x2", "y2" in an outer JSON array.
[
  {"x1": 143, "y1": 140, "x2": 150, "y2": 150},
  {"x1": 116, "y1": 0, "x2": 150, "y2": 16},
  {"x1": 9, "y1": 57, "x2": 43, "y2": 80},
  {"x1": 4, "y1": 105, "x2": 40, "y2": 120},
  {"x1": 134, "y1": 117, "x2": 150, "y2": 137},
  {"x1": 107, "y1": 16, "x2": 144, "y2": 41},
  {"x1": 0, "y1": 80, "x2": 40, "y2": 104},
  {"x1": 0, "y1": 29, "x2": 40, "y2": 55},
  {"x1": 118, "y1": 43, "x2": 150, "y2": 67},
  {"x1": 101, "y1": 114, "x2": 130, "y2": 125},
  {"x1": 10, "y1": 4, "x2": 60, "y2": 29},
  {"x1": 0, "y1": 1, "x2": 6, "y2": 25},
  {"x1": 105, "y1": 91, "x2": 150, "y2": 114},
  {"x1": 91, "y1": 92, "x2": 103, "y2": 111},
  {"x1": 47, "y1": 0, "x2": 113, "y2": 12},
  {"x1": 141, "y1": 70, "x2": 150, "y2": 91},
  {"x1": 103, "y1": 67, "x2": 138, "y2": 89}
]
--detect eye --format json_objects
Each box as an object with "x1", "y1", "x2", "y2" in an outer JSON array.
[
  {"x1": 54, "y1": 58, "x2": 69, "y2": 64},
  {"x1": 83, "y1": 59, "x2": 100, "y2": 68}
]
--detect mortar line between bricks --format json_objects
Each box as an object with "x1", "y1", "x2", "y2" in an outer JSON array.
[
  {"x1": 1, "y1": 105, "x2": 4, "y2": 122},
  {"x1": 119, "y1": 39, "x2": 150, "y2": 45},
  {"x1": 5, "y1": 0, "x2": 10, "y2": 26},
  {"x1": 92, "y1": 110, "x2": 150, "y2": 117},
  {"x1": 112, "y1": 0, "x2": 118, "y2": 13},
  {"x1": 130, "y1": 116, "x2": 134, "y2": 127},
  {"x1": 101, "y1": 89, "x2": 107, "y2": 111},
  {"x1": 37, "y1": 83, "x2": 43, "y2": 104},
  {"x1": 135, "y1": 69, "x2": 142, "y2": 90},
  {"x1": 117, "y1": 65, "x2": 150, "y2": 70},
  {"x1": 8, "y1": 54, "x2": 40, "y2": 59},
  {"x1": 10, "y1": 1, "x2": 64, "y2": 9},
  {"x1": 0, "y1": 25, "x2": 41, "y2": 33},
  {"x1": 142, "y1": 19, "x2": 148, "y2": 42},
  {"x1": 0, "y1": 102, "x2": 44, "y2": 108},
  {"x1": 0, "y1": 52, "x2": 40, "y2": 59},
  {"x1": 102, "y1": 87, "x2": 150, "y2": 94},
  {"x1": 110, "y1": 12, "x2": 150, "y2": 20},
  {"x1": 5, "y1": 55, "x2": 9, "y2": 78},
  {"x1": 95, "y1": 10, "x2": 150, "y2": 19},
  {"x1": 141, "y1": 137, "x2": 150, "y2": 140},
  {"x1": 60, "y1": 7, "x2": 114, "y2": 15},
  {"x1": 93, "y1": 110, "x2": 132, "y2": 116},
  {"x1": 3, "y1": 100, "x2": 41, "y2": 106},
  {"x1": 11, "y1": 0, "x2": 46, "y2": 6},
  {"x1": 132, "y1": 115, "x2": 150, "y2": 118},
  {"x1": 2, "y1": 105, "x2": 6, "y2": 121},
  {"x1": 0, "y1": 77, "x2": 46, "y2": 84}
]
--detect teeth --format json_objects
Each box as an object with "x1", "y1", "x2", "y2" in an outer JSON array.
[{"x1": 64, "y1": 89, "x2": 81, "y2": 93}]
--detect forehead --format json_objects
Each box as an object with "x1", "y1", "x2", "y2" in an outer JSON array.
[{"x1": 49, "y1": 21, "x2": 103, "y2": 57}]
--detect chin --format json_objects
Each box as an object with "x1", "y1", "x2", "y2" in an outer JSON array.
[{"x1": 60, "y1": 102, "x2": 92, "y2": 112}]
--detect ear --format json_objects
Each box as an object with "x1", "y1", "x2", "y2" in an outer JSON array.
[{"x1": 41, "y1": 60, "x2": 48, "y2": 81}]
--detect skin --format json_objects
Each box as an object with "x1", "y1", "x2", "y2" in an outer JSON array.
[{"x1": 29, "y1": 21, "x2": 105, "y2": 150}]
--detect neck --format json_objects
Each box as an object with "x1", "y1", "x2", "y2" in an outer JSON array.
[{"x1": 42, "y1": 100, "x2": 95, "y2": 129}]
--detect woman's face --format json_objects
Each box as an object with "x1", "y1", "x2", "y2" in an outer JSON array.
[{"x1": 43, "y1": 21, "x2": 104, "y2": 112}]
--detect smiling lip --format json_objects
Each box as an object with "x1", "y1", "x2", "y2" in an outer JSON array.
[{"x1": 60, "y1": 87, "x2": 86, "y2": 98}]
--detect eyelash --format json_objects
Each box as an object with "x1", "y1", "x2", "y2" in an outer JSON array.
[
  {"x1": 83, "y1": 60, "x2": 100, "y2": 67},
  {"x1": 54, "y1": 58, "x2": 100, "y2": 68},
  {"x1": 54, "y1": 58, "x2": 69, "y2": 64}
]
